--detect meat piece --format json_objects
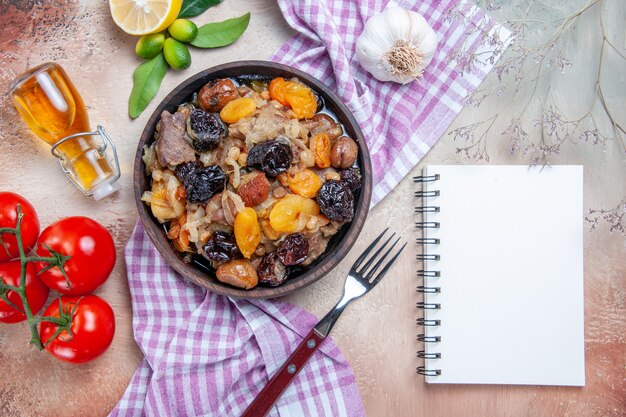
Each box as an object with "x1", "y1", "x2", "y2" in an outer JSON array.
[
  {"x1": 155, "y1": 110, "x2": 195, "y2": 167},
  {"x1": 237, "y1": 172, "x2": 270, "y2": 207}
]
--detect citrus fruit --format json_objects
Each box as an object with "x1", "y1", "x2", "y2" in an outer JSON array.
[
  {"x1": 168, "y1": 19, "x2": 198, "y2": 43},
  {"x1": 163, "y1": 38, "x2": 192, "y2": 70},
  {"x1": 109, "y1": 0, "x2": 182, "y2": 36},
  {"x1": 135, "y1": 33, "x2": 165, "y2": 59}
]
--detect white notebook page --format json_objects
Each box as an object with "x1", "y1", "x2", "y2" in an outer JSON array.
[{"x1": 422, "y1": 165, "x2": 585, "y2": 385}]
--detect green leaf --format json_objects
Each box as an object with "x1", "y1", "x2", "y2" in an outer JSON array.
[
  {"x1": 129, "y1": 53, "x2": 168, "y2": 119},
  {"x1": 190, "y1": 12, "x2": 251, "y2": 49},
  {"x1": 179, "y1": 0, "x2": 222, "y2": 18}
]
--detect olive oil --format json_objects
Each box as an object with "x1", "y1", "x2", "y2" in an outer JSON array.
[{"x1": 9, "y1": 63, "x2": 118, "y2": 199}]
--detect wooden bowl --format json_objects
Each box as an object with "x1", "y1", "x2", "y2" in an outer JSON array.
[{"x1": 134, "y1": 60, "x2": 372, "y2": 298}]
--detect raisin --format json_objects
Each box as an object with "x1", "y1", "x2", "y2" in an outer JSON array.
[
  {"x1": 246, "y1": 140, "x2": 293, "y2": 177},
  {"x1": 316, "y1": 180, "x2": 354, "y2": 222},
  {"x1": 188, "y1": 109, "x2": 226, "y2": 152},
  {"x1": 339, "y1": 169, "x2": 361, "y2": 193},
  {"x1": 257, "y1": 252, "x2": 289, "y2": 287},
  {"x1": 203, "y1": 231, "x2": 241, "y2": 262},
  {"x1": 277, "y1": 233, "x2": 309, "y2": 266},
  {"x1": 183, "y1": 165, "x2": 226, "y2": 204}
]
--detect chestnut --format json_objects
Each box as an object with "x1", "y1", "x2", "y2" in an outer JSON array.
[{"x1": 330, "y1": 136, "x2": 358, "y2": 169}]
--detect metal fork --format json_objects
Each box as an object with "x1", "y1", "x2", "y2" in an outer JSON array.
[{"x1": 241, "y1": 229, "x2": 406, "y2": 417}]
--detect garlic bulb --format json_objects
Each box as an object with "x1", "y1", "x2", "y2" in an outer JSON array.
[{"x1": 356, "y1": 7, "x2": 438, "y2": 84}]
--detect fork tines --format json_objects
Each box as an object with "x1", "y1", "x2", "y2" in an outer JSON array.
[{"x1": 353, "y1": 229, "x2": 407, "y2": 287}]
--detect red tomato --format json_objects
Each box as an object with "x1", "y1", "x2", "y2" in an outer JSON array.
[
  {"x1": 0, "y1": 192, "x2": 40, "y2": 262},
  {"x1": 0, "y1": 261, "x2": 49, "y2": 323},
  {"x1": 35, "y1": 217, "x2": 116, "y2": 295},
  {"x1": 39, "y1": 294, "x2": 115, "y2": 363}
]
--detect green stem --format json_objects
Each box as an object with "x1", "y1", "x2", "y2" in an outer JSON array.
[
  {"x1": 34, "y1": 316, "x2": 69, "y2": 326},
  {"x1": 0, "y1": 281, "x2": 20, "y2": 293},
  {"x1": 24, "y1": 255, "x2": 60, "y2": 264},
  {"x1": 1, "y1": 206, "x2": 74, "y2": 350},
  {"x1": 12, "y1": 208, "x2": 45, "y2": 349}
]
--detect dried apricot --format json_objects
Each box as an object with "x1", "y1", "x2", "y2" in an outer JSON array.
[
  {"x1": 282, "y1": 169, "x2": 322, "y2": 198},
  {"x1": 269, "y1": 194, "x2": 320, "y2": 233},
  {"x1": 309, "y1": 133, "x2": 331, "y2": 168},
  {"x1": 284, "y1": 82, "x2": 317, "y2": 119},
  {"x1": 216, "y1": 259, "x2": 258, "y2": 289},
  {"x1": 234, "y1": 207, "x2": 261, "y2": 258},
  {"x1": 269, "y1": 78, "x2": 317, "y2": 119},
  {"x1": 220, "y1": 97, "x2": 256, "y2": 124},
  {"x1": 269, "y1": 77, "x2": 289, "y2": 105},
  {"x1": 168, "y1": 213, "x2": 191, "y2": 252}
]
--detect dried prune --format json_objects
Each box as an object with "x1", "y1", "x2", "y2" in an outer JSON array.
[
  {"x1": 175, "y1": 161, "x2": 200, "y2": 184},
  {"x1": 188, "y1": 109, "x2": 225, "y2": 152},
  {"x1": 316, "y1": 180, "x2": 354, "y2": 222},
  {"x1": 257, "y1": 252, "x2": 289, "y2": 287},
  {"x1": 277, "y1": 233, "x2": 309, "y2": 265},
  {"x1": 183, "y1": 165, "x2": 226, "y2": 204},
  {"x1": 339, "y1": 169, "x2": 361, "y2": 193},
  {"x1": 246, "y1": 140, "x2": 293, "y2": 177},
  {"x1": 203, "y1": 231, "x2": 241, "y2": 262}
]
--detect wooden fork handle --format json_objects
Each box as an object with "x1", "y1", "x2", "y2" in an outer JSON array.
[{"x1": 240, "y1": 328, "x2": 325, "y2": 417}]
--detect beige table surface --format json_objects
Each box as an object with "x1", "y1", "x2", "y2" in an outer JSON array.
[{"x1": 1, "y1": 1, "x2": 624, "y2": 416}]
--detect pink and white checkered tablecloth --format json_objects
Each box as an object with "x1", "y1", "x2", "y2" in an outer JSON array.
[
  {"x1": 110, "y1": 222, "x2": 364, "y2": 417},
  {"x1": 111, "y1": 0, "x2": 510, "y2": 415},
  {"x1": 273, "y1": 0, "x2": 511, "y2": 206}
]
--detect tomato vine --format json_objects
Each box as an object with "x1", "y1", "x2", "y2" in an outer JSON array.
[{"x1": 0, "y1": 205, "x2": 73, "y2": 349}]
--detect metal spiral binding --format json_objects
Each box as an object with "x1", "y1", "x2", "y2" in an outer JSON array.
[
  {"x1": 416, "y1": 318, "x2": 440, "y2": 326},
  {"x1": 416, "y1": 334, "x2": 440, "y2": 342},
  {"x1": 415, "y1": 206, "x2": 440, "y2": 213},
  {"x1": 414, "y1": 190, "x2": 440, "y2": 198},
  {"x1": 415, "y1": 172, "x2": 441, "y2": 377},
  {"x1": 417, "y1": 351, "x2": 441, "y2": 359},
  {"x1": 416, "y1": 286, "x2": 440, "y2": 293},
  {"x1": 417, "y1": 366, "x2": 441, "y2": 376},
  {"x1": 416, "y1": 254, "x2": 440, "y2": 261}
]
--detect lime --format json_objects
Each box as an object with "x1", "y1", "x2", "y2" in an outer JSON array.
[
  {"x1": 135, "y1": 33, "x2": 166, "y2": 59},
  {"x1": 163, "y1": 38, "x2": 191, "y2": 70},
  {"x1": 168, "y1": 19, "x2": 198, "y2": 43}
]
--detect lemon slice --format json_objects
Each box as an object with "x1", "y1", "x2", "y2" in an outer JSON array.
[{"x1": 109, "y1": 0, "x2": 183, "y2": 36}]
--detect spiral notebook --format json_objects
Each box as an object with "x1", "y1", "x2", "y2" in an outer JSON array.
[{"x1": 415, "y1": 165, "x2": 585, "y2": 386}]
